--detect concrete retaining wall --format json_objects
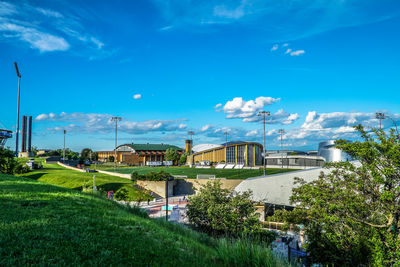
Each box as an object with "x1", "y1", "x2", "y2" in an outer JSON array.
[{"x1": 137, "y1": 178, "x2": 243, "y2": 198}]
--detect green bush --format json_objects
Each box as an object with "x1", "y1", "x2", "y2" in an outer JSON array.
[
  {"x1": 130, "y1": 170, "x2": 172, "y2": 181},
  {"x1": 115, "y1": 188, "x2": 129, "y2": 201},
  {"x1": 0, "y1": 148, "x2": 29, "y2": 174}
]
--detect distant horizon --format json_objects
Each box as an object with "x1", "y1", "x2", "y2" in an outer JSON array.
[{"x1": 1, "y1": 0, "x2": 400, "y2": 152}]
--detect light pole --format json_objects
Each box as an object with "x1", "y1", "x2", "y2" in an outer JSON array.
[
  {"x1": 258, "y1": 111, "x2": 270, "y2": 176},
  {"x1": 14, "y1": 62, "x2": 21, "y2": 157},
  {"x1": 278, "y1": 129, "x2": 285, "y2": 168},
  {"x1": 63, "y1": 130, "x2": 66, "y2": 163},
  {"x1": 376, "y1": 112, "x2": 385, "y2": 130},
  {"x1": 110, "y1": 116, "x2": 122, "y2": 172},
  {"x1": 375, "y1": 112, "x2": 399, "y2": 137}
]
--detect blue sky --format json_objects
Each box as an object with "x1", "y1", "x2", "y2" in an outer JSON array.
[{"x1": 1, "y1": 0, "x2": 400, "y2": 152}]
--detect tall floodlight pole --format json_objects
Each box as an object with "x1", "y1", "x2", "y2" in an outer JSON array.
[
  {"x1": 258, "y1": 111, "x2": 270, "y2": 176},
  {"x1": 188, "y1": 131, "x2": 195, "y2": 167},
  {"x1": 376, "y1": 112, "x2": 385, "y2": 130},
  {"x1": 278, "y1": 129, "x2": 285, "y2": 169},
  {"x1": 14, "y1": 62, "x2": 21, "y2": 156},
  {"x1": 224, "y1": 131, "x2": 229, "y2": 163},
  {"x1": 375, "y1": 112, "x2": 399, "y2": 137},
  {"x1": 111, "y1": 117, "x2": 122, "y2": 172},
  {"x1": 63, "y1": 130, "x2": 66, "y2": 163}
]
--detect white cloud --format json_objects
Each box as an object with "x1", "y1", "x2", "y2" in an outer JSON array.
[
  {"x1": 285, "y1": 48, "x2": 292, "y2": 54},
  {"x1": 0, "y1": 1, "x2": 107, "y2": 56},
  {"x1": 0, "y1": 23, "x2": 69, "y2": 52},
  {"x1": 133, "y1": 94, "x2": 142, "y2": 100},
  {"x1": 215, "y1": 103, "x2": 222, "y2": 108},
  {"x1": 213, "y1": 3, "x2": 245, "y2": 19},
  {"x1": 282, "y1": 43, "x2": 289, "y2": 47},
  {"x1": 270, "y1": 44, "x2": 278, "y2": 51},
  {"x1": 201, "y1": 124, "x2": 213, "y2": 132},
  {"x1": 179, "y1": 124, "x2": 187, "y2": 129},
  {"x1": 35, "y1": 114, "x2": 49, "y2": 121},
  {"x1": 223, "y1": 96, "x2": 280, "y2": 117},
  {"x1": 290, "y1": 50, "x2": 305, "y2": 56}
]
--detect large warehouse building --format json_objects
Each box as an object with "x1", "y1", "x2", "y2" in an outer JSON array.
[
  {"x1": 190, "y1": 141, "x2": 263, "y2": 168},
  {"x1": 97, "y1": 143, "x2": 183, "y2": 166}
]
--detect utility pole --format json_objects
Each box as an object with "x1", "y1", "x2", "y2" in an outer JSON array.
[
  {"x1": 258, "y1": 111, "x2": 270, "y2": 176},
  {"x1": 63, "y1": 130, "x2": 66, "y2": 163},
  {"x1": 278, "y1": 129, "x2": 285, "y2": 168},
  {"x1": 14, "y1": 62, "x2": 21, "y2": 157},
  {"x1": 110, "y1": 117, "x2": 122, "y2": 172},
  {"x1": 376, "y1": 112, "x2": 385, "y2": 130}
]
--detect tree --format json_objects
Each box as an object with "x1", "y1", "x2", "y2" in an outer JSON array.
[
  {"x1": 187, "y1": 180, "x2": 261, "y2": 236},
  {"x1": 80, "y1": 148, "x2": 93, "y2": 161},
  {"x1": 165, "y1": 148, "x2": 180, "y2": 165},
  {"x1": 108, "y1": 155, "x2": 114, "y2": 162},
  {"x1": 178, "y1": 152, "x2": 188, "y2": 165},
  {"x1": 0, "y1": 147, "x2": 29, "y2": 174},
  {"x1": 272, "y1": 125, "x2": 400, "y2": 266}
]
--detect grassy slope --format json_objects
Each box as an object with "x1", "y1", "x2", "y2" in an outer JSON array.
[
  {"x1": 0, "y1": 173, "x2": 287, "y2": 266},
  {"x1": 17, "y1": 164, "x2": 151, "y2": 201},
  {"x1": 105, "y1": 166, "x2": 297, "y2": 179}
]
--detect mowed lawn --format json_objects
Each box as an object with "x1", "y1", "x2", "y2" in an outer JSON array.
[
  {"x1": 106, "y1": 166, "x2": 298, "y2": 179},
  {"x1": 0, "y1": 173, "x2": 288, "y2": 266},
  {"x1": 17, "y1": 163, "x2": 151, "y2": 201}
]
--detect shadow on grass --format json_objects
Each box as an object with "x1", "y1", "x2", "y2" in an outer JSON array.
[
  {"x1": 72, "y1": 182, "x2": 126, "y2": 192},
  {"x1": 20, "y1": 172, "x2": 47, "y2": 181}
]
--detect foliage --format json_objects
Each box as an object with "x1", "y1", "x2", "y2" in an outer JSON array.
[
  {"x1": 80, "y1": 148, "x2": 93, "y2": 161},
  {"x1": 165, "y1": 148, "x2": 180, "y2": 165},
  {"x1": 108, "y1": 155, "x2": 115, "y2": 162},
  {"x1": 272, "y1": 125, "x2": 400, "y2": 266},
  {"x1": 0, "y1": 148, "x2": 29, "y2": 174},
  {"x1": 0, "y1": 173, "x2": 287, "y2": 266},
  {"x1": 179, "y1": 152, "x2": 188, "y2": 165},
  {"x1": 187, "y1": 180, "x2": 261, "y2": 236},
  {"x1": 130, "y1": 170, "x2": 172, "y2": 182},
  {"x1": 115, "y1": 187, "x2": 129, "y2": 201}
]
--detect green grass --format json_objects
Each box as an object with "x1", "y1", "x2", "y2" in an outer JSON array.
[
  {"x1": 103, "y1": 166, "x2": 298, "y2": 179},
  {"x1": 0, "y1": 173, "x2": 288, "y2": 266},
  {"x1": 16, "y1": 163, "x2": 151, "y2": 201}
]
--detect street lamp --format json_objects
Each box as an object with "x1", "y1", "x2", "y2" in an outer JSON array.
[
  {"x1": 375, "y1": 112, "x2": 399, "y2": 137},
  {"x1": 14, "y1": 62, "x2": 21, "y2": 157},
  {"x1": 63, "y1": 130, "x2": 66, "y2": 163},
  {"x1": 110, "y1": 116, "x2": 122, "y2": 172},
  {"x1": 278, "y1": 129, "x2": 285, "y2": 169},
  {"x1": 375, "y1": 112, "x2": 385, "y2": 130},
  {"x1": 258, "y1": 111, "x2": 270, "y2": 176}
]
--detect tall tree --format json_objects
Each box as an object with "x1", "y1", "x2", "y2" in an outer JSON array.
[
  {"x1": 80, "y1": 148, "x2": 93, "y2": 161},
  {"x1": 272, "y1": 125, "x2": 400, "y2": 265},
  {"x1": 165, "y1": 148, "x2": 180, "y2": 165}
]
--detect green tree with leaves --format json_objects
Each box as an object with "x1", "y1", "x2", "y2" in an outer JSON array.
[
  {"x1": 80, "y1": 148, "x2": 93, "y2": 161},
  {"x1": 178, "y1": 152, "x2": 188, "y2": 165},
  {"x1": 165, "y1": 148, "x2": 180, "y2": 165},
  {"x1": 187, "y1": 180, "x2": 261, "y2": 236},
  {"x1": 272, "y1": 125, "x2": 400, "y2": 266}
]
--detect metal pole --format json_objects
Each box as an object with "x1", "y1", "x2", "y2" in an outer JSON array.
[
  {"x1": 14, "y1": 64, "x2": 21, "y2": 157},
  {"x1": 263, "y1": 114, "x2": 266, "y2": 176},
  {"x1": 63, "y1": 130, "x2": 66, "y2": 163},
  {"x1": 165, "y1": 179, "x2": 168, "y2": 221},
  {"x1": 114, "y1": 119, "x2": 117, "y2": 172}
]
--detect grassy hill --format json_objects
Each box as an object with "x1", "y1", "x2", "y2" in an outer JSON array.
[
  {"x1": 17, "y1": 163, "x2": 151, "y2": 201},
  {"x1": 0, "y1": 173, "x2": 287, "y2": 266}
]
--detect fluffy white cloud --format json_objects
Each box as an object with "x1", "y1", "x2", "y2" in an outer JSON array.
[
  {"x1": 270, "y1": 44, "x2": 278, "y2": 51},
  {"x1": 289, "y1": 50, "x2": 305, "y2": 56},
  {"x1": 223, "y1": 96, "x2": 280, "y2": 117},
  {"x1": 285, "y1": 48, "x2": 292, "y2": 54},
  {"x1": 201, "y1": 124, "x2": 214, "y2": 132},
  {"x1": 133, "y1": 94, "x2": 142, "y2": 100}
]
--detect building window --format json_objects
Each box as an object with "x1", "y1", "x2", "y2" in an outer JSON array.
[
  {"x1": 255, "y1": 145, "x2": 262, "y2": 166},
  {"x1": 237, "y1": 145, "x2": 245, "y2": 165},
  {"x1": 226, "y1": 146, "x2": 236, "y2": 163},
  {"x1": 247, "y1": 145, "x2": 254, "y2": 166}
]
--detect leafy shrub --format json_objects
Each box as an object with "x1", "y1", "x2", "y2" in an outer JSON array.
[
  {"x1": 0, "y1": 148, "x2": 29, "y2": 174},
  {"x1": 115, "y1": 188, "x2": 129, "y2": 201},
  {"x1": 130, "y1": 170, "x2": 172, "y2": 182},
  {"x1": 187, "y1": 180, "x2": 261, "y2": 237}
]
